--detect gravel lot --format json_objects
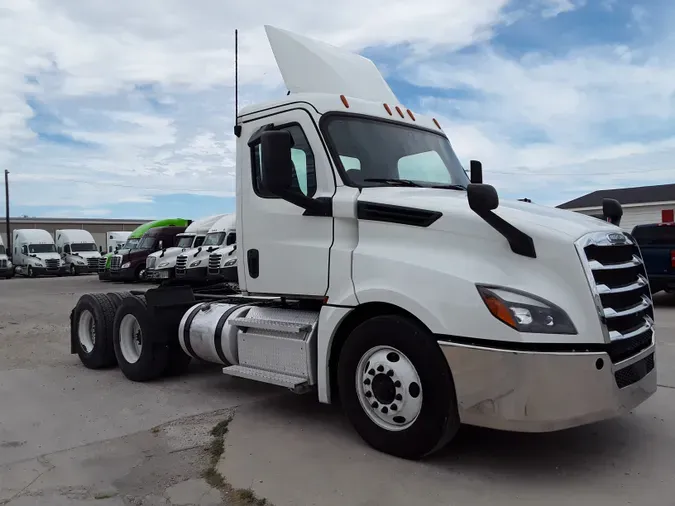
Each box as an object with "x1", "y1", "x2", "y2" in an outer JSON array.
[{"x1": 1, "y1": 275, "x2": 674, "y2": 506}]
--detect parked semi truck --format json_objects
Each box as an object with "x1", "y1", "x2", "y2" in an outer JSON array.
[
  {"x1": 69, "y1": 26, "x2": 657, "y2": 460},
  {"x1": 631, "y1": 222, "x2": 675, "y2": 295},
  {"x1": 106, "y1": 231, "x2": 131, "y2": 254},
  {"x1": 55, "y1": 229, "x2": 101, "y2": 275},
  {"x1": 146, "y1": 214, "x2": 226, "y2": 282},
  {"x1": 110, "y1": 223, "x2": 190, "y2": 282},
  {"x1": 13, "y1": 229, "x2": 67, "y2": 277},
  {"x1": 98, "y1": 219, "x2": 189, "y2": 280},
  {"x1": 0, "y1": 235, "x2": 14, "y2": 279},
  {"x1": 175, "y1": 214, "x2": 236, "y2": 283}
]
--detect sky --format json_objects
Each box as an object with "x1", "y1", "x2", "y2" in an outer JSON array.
[{"x1": 0, "y1": 0, "x2": 673, "y2": 219}]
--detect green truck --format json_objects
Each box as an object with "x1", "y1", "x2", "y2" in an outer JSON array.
[{"x1": 97, "y1": 219, "x2": 190, "y2": 281}]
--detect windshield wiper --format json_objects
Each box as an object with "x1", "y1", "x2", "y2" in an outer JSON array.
[
  {"x1": 428, "y1": 184, "x2": 467, "y2": 191},
  {"x1": 363, "y1": 178, "x2": 423, "y2": 187}
]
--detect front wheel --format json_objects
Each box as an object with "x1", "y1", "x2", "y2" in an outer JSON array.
[
  {"x1": 337, "y1": 314, "x2": 460, "y2": 460},
  {"x1": 70, "y1": 264, "x2": 77, "y2": 276}
]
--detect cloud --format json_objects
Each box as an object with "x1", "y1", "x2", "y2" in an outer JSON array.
[{"x1": 0, "y1": 0, "x2": 673, "y2": 216}]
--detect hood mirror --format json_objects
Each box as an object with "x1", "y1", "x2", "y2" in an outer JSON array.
[{"x1": 467, "y1": 183, "x2": 498, "y2": 213}]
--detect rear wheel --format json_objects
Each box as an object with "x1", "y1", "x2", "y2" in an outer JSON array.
[
  {"x1": 113, "y1": 295, "x2": 168, "y2": 382},
  {"x1": 337, "y1": 314, "x2": 460, "y2": 460},
  {"x1": 73, "y1": 293, "x2": 118, "y2": 369}
]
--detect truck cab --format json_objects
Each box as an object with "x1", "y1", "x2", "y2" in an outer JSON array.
[
  {"x1": 0, "y1": 235, "x2": 14, "y2": 279},
  {"x1": 71, "y1": 26, "x2": 658, "y2": 460},
  {"x1": 176, "y1": 214, "x2": 236, "y2": 283},
  {"x1": 110, "y1": 226, "x2": 187, "y2": 282},
  {"x1": 106, "y1": 231, "x2": 131, "y2": 254},
  {"x1": 55, "y1": 229, "x2": 101, "y2": 275},
  {"x1": 13, "y1": 229, "x2": 67, "y2": 277},
  {"x1": 146, "y1": 214, "x2": 227, "y2": 282},
  {"x1": 631, "y1": 222, "x2": 675, "y2": 294}
]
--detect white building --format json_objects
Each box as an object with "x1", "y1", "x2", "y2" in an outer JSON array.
[{"x1": 558, "y1": 183, "x2": 675, "y2": 232}]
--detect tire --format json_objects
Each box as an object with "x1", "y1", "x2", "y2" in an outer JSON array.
[
  {"x1": 70, "y1": 264, "x2": 77, "y2": 276},
  {"x1": 73, "y1": 293, "x2": 118, "y2": 369},
  {"x1": 27, "y1": 266, "x2": 34, "y2": 278},
  {"x1": 135, "y1": 264, "x2": 146, "y2": 282},
  {"x1": 337, "y1": 314, "x2": 460, "y2": 460},
  {"x1": 106, "y1": 291, "x2": 134, "y2": 311},
  {"x1": 164, "y1": 346, "x2": 192, "y2": 377},
  {"x1": 113, "y1": 295, "x2": 168, "y2": 382}
]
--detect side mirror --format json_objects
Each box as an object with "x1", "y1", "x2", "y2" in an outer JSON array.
[
  {"x1": 602, "y1": 198, "x2": 623, "y2": 226},
  {"x1": 467, "y1": 183, "x2": 499, "y2": 213},
  {"x1": 158, "y1": 240, "x2": 164, "y2": 250},
  {"x1": 470, "y1": 160, "x2": 483, "y2": 184},
  {"x1": 261, "y1": 130, "x2": 294, "y2": 195}
]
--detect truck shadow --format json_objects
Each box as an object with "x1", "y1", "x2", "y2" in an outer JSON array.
[{"x1": 653, "y1": 292, "x2": 675, "y2": 308}]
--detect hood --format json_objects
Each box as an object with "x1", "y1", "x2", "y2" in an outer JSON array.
[
  {"x1": 32, "y1": 252, "x2": 61, "y2": 261},
  {"x1": 70, "y1": 251, "x2": 101, "y2": 259},
  {"x1": 358, "y1": 187, "x2": 618, "y2": 244},
  {"x1": 149, "y1": 247, "x2": 188, "y2": 261},
  {"x1": 211, "y1": 245, "x2": 237, "y2": 257}
]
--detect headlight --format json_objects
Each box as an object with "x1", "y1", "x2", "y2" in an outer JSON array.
[
  {"x1": 76, "y1": 259, "x2": 86, "y2": 265},
  {"x1": 476, "y1": 285, "x2": 577, "y2": 335},
  {"x1": 223, "y1": 258, "x2": 237, "y2": 267},
  {"x1": 121, "y1": 262, "x2": 131, "y2": 269},
  {"x1": 158, "y1": 261, "x2": 170, "y2": 268},
  {"x1": 190, "y1": 259, "x2": 202, "y2": 267}
]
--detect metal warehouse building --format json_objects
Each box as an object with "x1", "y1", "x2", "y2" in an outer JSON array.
[
  {"x1": 558, "y1": 183, "x2": 675, "y2": 232},
  {"x1": 1, "y1": 217, "x2": 148, "y2": 254}
]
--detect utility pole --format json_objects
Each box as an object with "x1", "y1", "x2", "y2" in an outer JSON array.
[{"x1": 4, "y1": 170, "x2": 10, "y2": 256}]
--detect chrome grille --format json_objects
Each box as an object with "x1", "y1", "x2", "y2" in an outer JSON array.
[
  {"x1": 576, "y1": 231, "x2": 654, "y2": 363},
  {"x1": 146, "y1": 256, "x2": 157, "y2": 270},
  {"x1": 208, "y1": 253, "x2": 222, "y2": 274},
  {"x1": 87, "y1": 257, "x2": 99, "y2": 269},
  {"x1": 45, "y1": 259, "x2": 59, "y2": 270},
  {"x1": 98, "y1": 257, "x2": 107, "y2": 273},
  {"x1": 110, "y1": 255, "x2": 122, "y2": 272},
  {"x1": 175, "y1": 254, "x2": 187, "y2": 275}
]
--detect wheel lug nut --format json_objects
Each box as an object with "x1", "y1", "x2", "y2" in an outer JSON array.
[
  {"x1": 377, "y1": 365, "x2": 384, "y2": 372},
  {"x1": 386, "y1": 370, "x2": 394, "y2": 377},
  {"x1": 394, "y1": 381, "x2": 401, "y2": 388},
  {"x1": 364, "y1": 378, "x2": 371, "y2": 385},
  {"x1": 395, "y1": 394, "x2": 402, "y2": 401},
  {"x1": 368, "y1": 369, "x2": 375, "y2": 376},
  {"x1": 381, "y1": 406, "x2": 388, "y2": 414},
  {"x1": 391, "y1": 404, "x2": 397, "y2": 411},
  {"x1": 365, "y1": 391, "x2": 372, "y2": 398},
  {"x1": 372, "y1": 402, "x2": 379, "y2": 408}
]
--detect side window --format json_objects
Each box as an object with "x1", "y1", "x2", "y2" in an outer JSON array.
[
  {"x1": 226, "y1": 232, "x2": 236, "y2": 246},
  {"x1": 194, "y1": 236, "x2": 205, "y2": 247},
  {"x1": 251, "y1": 124, "x2": 317, "y2": 198},
  {"x1": 398, "y1": 151, "x2": 451, "y2": 184},
  {"x1": 22, "y1": 245, "x2": 27, "y2": 255},
  {"x1": 64, "y1": 245, "x2": 71, "y2": 254}
]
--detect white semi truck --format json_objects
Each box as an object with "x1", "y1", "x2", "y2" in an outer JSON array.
[
  {"x1": 106, "y1": 231, "x2": 131, "y2": 254},
  {"x1": 55, "y1": 229, "x2": 102, "y2": 275},
  {"x1": 13, "y1": 229, "x2": 67, "y2": 277},
  {"x1": 146, "y1": 214, "x2": 227, "y2": 282},
  {"x1": 69, "y1": 26, "x2": 657, "y2": 460},
  {"x1": 175, "y1": 214, "x2": 236, "y2": 283},
  {"x1": 0, "y1": 235, "x2": 14, "y2": 279}
]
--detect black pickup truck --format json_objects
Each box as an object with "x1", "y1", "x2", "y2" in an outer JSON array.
[{"x1": 632, "y1": 222, "x2": 675, "y2": 294}]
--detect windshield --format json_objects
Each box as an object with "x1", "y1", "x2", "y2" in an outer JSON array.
[
  {"x1": 323, "y1": 116, "x2": 469, "y2": 188},
  {"x1": 29, "y1": 244, "x2": 56, "y2": 254},
  {"x1": 124, "y1": 238, "x2": 140, "y2": 250},
  {"x1": 138, "y1": 236, "x2": 156, "y2": 250},
  {"x1": 176, "y1": 235, "x2": 196, "y2": 248},
  {"x1": 203, "y1": 232, "x2": 226, "y2": 247},
  {"x1": 0, "y1": 245, "x2": 5, "y2": 255},
  {"x1": 71, "y1": 243, "x2": 97, "y2": 252}
]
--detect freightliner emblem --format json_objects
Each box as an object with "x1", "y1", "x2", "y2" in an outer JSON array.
[{"x1": 607, "y1": 233, "x2": 626, "y2": 244}]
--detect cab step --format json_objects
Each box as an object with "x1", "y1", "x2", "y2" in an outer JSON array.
[{"x1": 222, "y1": 365, "x2": 308, "y2": 390}]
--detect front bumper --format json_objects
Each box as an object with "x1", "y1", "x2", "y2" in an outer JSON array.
[
  {"x1": 0, "y1": 267, "x2": 14, "y2": 277},
  {"x1": 72, "y1": 264, "x2": 93, "y2": 274},
  {"x1": 146, "y1": 268, "x2": 174, "y2": 280},
  {"x1": 111, "y1": 267, "x2": 136, "y2": 281},
  {"x1": 175, "y1": 266, "x2": 208, "y2": 281},
  {"x1": 31, "y1": 266, "x2": 68, "y2": 276},
  {"x1": 439, "y1": 338, "x2": 657, "y2": 432}
]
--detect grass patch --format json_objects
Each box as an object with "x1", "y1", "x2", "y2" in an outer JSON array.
[{"x1": 201, "y1": 415, "x2": 272, "y2": 506}]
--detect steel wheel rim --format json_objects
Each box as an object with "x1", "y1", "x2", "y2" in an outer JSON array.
[
  {"x1": 119, "y1": 313, "x2": 143, "y2": 364},
  {"x1": 355, "y1": 345, "x2": 423, "y2": 432},
  {"x1": 78, "y1": 309, "x2": 96, "y2": 353}
]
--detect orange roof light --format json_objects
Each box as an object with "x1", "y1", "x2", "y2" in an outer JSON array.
[
  {"x1": 395, "y1": 106, "x2": 404, "y2": 118},
  {"x1": 383, "y1": 103, "x2": 393, "y2": 115},
  {"x1": 433, "y1": 118, "x2": 442, "y2": 129},
  {"x1": 340, "y1": 95, "x2": 350, "y2": 108},
  {"x1": 407, "y1": 109, "x2": 416, "y2": 121}
]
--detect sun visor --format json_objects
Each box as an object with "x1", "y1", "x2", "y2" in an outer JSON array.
[{"x1": 265, "y1": 25, "x2": 399, "y2": 103}]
